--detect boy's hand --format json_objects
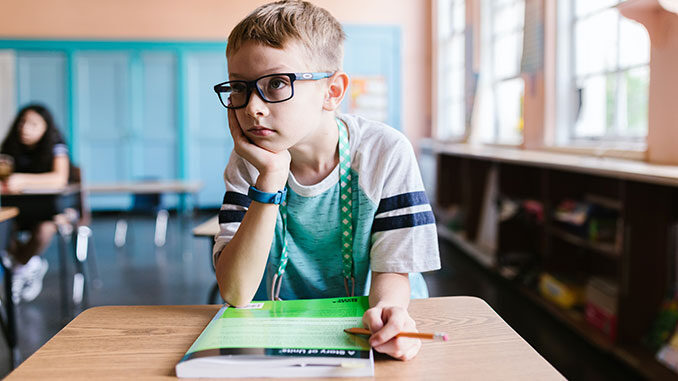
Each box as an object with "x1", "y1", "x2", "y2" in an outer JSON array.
[
  {"x1": 228, "y1": 109, "x2": 290, "y2": 191},
  {"x1": 362, "y1": 303, "x2": 421, "y2": 361}
]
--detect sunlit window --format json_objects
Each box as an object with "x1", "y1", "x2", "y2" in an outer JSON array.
[
  {"x1": 567, "y1": 0, "x2": 650, "y2": 143},
  {"x1": 436, "y1": 0, "x2": 466, "y2": 140},
  {"x1": 484, "y1": 0, "x2": 525, "y2": 145}
]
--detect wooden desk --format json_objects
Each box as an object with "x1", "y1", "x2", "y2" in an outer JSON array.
[
  {"x1": 192, "y1": 215, "x2": 219, "y2": 237},
  {"x1": 6, "y1": 297, "x2": 564, "y2": 380}
]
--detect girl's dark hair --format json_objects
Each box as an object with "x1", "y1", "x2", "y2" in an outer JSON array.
[{"x1": 1, "y1": 104, "x2": 65, "y2": 173}]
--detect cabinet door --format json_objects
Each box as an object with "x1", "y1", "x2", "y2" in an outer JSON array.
[
  {"x1": 343, "y1": 25, "x2": 401, "y2": 131},
  {"x1": 76, "y1": 51, "x2": 131, "y2": 210},
  {"x1": 133, "y1": 52, "x2": 180, "y2": 208},
  {"x1": 185, "y1": 51, "x2": 232, "y2": 208},
  {"x1": 16, "y1": 51, "x2": 69, "y2": 140}
]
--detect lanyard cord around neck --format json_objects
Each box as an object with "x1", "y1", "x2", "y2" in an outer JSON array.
[{"x1": 271, "y1": 118, "x2": 354, "y2": 300}]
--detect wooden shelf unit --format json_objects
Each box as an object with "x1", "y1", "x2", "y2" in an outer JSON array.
[{"x1": 433, "y1": 146, "x2": 678, "y2": 379}]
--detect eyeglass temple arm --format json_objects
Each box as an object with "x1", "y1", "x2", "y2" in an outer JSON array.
[{"x1": 293, "y1": 72, "x2": 335, "y2": 80}]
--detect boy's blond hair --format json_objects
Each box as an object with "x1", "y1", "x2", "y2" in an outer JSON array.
[{"x1": 226, "y1": 0, "x2": 346, "y2": 71}]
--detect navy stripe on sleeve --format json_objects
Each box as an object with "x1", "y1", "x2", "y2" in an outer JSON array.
[
  {"x1": 376, "y1": 191, "x2": 429, "y2": 214},
  {"x1": 222, "y1": 191, "x2": 251, "y2": 208},
  {"x1": 219, "y1": 210, "x2": 247, "y2": 224},
  {"x1": 371, "y1": 210, "x2": 435, "y2": 233}
]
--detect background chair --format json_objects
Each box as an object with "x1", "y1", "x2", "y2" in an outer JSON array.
[
  {"x1": 53, "y1": 166, "x2": 99, "y2": 315},
  {"x1": 114, "y1": 178, "x2": 168, "y2": 248}
]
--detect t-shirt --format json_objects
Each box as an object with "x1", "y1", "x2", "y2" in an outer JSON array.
[
  {"x1": 8, "y1": 133, "x2": 68, "y2": 174},
  {"x1": 213, "y1": 113, "x2": 441, "y2": 300}
]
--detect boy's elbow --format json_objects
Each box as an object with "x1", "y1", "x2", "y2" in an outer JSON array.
[
  {"x1": 217, "y1": 277, "x2": 256, "y2": 307},
  {"x1": 221, "y1": 292, "x2": 254, "y2": 308}
]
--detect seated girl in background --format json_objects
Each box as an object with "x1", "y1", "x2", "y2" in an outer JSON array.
[{"x1": 1, "y1": 104, "x2": 70, "y2": 303}]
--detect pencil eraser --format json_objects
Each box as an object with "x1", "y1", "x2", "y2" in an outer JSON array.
[{"x1": 443, "y1": 334, "x2": 449, "y2": 342}]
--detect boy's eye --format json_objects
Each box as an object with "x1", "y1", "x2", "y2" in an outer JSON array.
[{"x1": 267, "y1": 77, "x2": 289, "y2": 90}]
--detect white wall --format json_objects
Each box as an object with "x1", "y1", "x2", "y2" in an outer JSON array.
[{"x1": 0, "y1": 50, "x2": 16, "y2": 141}]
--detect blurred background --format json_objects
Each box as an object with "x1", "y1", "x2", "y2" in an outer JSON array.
[{"x1": 1, "y1": 0, "x2": 677, "y2": 380}]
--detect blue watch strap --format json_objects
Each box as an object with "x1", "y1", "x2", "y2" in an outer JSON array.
[{"x1": 248, "y1": 185, "x2": 287, "y2": 205}]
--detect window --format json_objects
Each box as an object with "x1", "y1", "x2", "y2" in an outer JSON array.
[
  {"x1": 558, "y1": 0, "x2": 650, "y2": 145},
  {"x1": 436, "y1": 0, "x2": 466, "y2": 140},
  {"x1": 484, "y1": 0, "x2": 525, "y2": 145}
]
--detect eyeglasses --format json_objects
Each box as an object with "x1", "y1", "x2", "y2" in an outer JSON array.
[{"x1": 214, "y1": 72, "x2": 334, "y2": 109}]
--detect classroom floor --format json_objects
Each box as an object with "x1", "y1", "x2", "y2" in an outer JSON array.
[{"x1": 0, "y1": 211, "x2": 644, "y2": 380}]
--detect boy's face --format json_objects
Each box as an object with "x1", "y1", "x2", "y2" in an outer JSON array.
[{"x1": 227, "y1": 41, "x2": 330, "y2": 153}]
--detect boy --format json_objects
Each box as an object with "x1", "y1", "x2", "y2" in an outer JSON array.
[{"x1": 213, "y1": 0, "x2": 440, "y2": 361}]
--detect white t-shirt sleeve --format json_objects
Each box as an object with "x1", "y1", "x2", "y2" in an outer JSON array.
[
  {"x1": 53, "y1": 143, "x2": 69, "y2": 157},
  {"x1": 212, "y1": 152, "x2": 256, "y2": 267},
  {"x1": 368, "y1": 133, "x2": 441, "y2": 273}
]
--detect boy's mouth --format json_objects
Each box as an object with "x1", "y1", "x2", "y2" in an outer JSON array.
[{"x1": 247, "y1": 126, "x2": 275, "y2": 137}]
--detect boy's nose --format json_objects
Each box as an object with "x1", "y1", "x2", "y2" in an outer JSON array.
[{"x1": 245, "y1": 90, "x2": 269, "y2": 118}]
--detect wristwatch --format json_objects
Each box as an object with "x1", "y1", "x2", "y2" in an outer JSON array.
[{"x1": 248, "y1": 185, "x2": 287, "y2": 205}]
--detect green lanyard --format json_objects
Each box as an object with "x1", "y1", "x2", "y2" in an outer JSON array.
[{"x1": 271, "y1": 118, "x2": 354, "y2": 300}]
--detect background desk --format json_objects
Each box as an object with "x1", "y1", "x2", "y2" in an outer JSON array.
[
  {"x1": 0, "y1": 185, "x2": 80, "y2": 225},
  {"x1": 86, "y1": 180, "x2": 203, "y2": 247},
  {"x1": 6, "y1": 296, "x2": 564, "y2": 380},
  {"x1": 0, "y1": 186, "x2": 87, "y2": 319}
]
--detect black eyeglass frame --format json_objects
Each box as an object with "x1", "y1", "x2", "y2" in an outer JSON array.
[{"x1": 213, "y1": 72, "x2": 335, "y2": 109}]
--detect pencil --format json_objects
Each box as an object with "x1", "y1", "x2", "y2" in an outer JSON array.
[{"x1": 344, "y1": 327, "x2": 449, "y2": 341}]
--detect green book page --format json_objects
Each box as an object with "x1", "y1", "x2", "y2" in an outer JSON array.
[{"x1": 186, "y1": 297, "x2": 371, "y2": 354}]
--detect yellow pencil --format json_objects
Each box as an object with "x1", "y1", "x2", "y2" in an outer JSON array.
[{"x1": 344, "y1": 327, "x2": 449, "y2": 341}]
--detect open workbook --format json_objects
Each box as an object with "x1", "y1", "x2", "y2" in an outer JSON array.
[{"x1": 176, "y1": 296, "x2": 374, "y2": 378}]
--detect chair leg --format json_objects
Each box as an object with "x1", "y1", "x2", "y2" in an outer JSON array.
[
  {"x1": 56, "y1": 229, "x2": 71, "y2": 319},
  {"x1": 78, "y1": 226, "x2": 101, "y2": 288},
  {"x1": 114, "y1": 219, "x2": 127, "y2": 248},
  {"x1": 71, "y1": 225, "x2": 89, "y2": 306},
  {"x1": 154, "y1": 209, "x2": 169, "y2": 247},
  {"x1": 75, "y1": 226, "x2": 90, "y2": 262},
  {"x1": 72, "y1": 273, "x2": 84, "y2": 305}
]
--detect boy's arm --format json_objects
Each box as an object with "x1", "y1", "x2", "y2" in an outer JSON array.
[
  {"x1": 215, "y1": 110, "x2": 290, "y2": 307},
  {"x1": 363, "y1": 272, "x2": 422, "y2": 361},
  {"x1": 215, "y1": 185, "x2": 280, "y2": 307}
]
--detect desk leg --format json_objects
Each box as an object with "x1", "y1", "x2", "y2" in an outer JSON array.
[
  {"x1": 2, "y1": 263, "x2": 18, "y2": 368},
  {"x1": 0, "y1": 219, "x2": 19, "y2": 368}
]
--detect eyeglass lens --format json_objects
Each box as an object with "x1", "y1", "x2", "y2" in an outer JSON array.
[{"x1": 221, "y1": 75, "x2": 293, "y2": 108}]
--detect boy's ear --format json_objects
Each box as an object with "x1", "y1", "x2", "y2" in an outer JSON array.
[{"x1": 323, "y1": 72, "x2": 349, "y2": 111}]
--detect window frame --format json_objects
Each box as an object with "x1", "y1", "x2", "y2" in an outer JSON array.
[
  {"x1": 434, "y1": 0, "x2": 467, "y2": 142},
  {"x1": 486, "y1": 0, "x2": 526, "y2": 146},
  {"x1": 555, "y1": 0, "x2": 649, "y2": 149}
]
